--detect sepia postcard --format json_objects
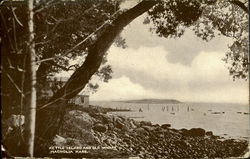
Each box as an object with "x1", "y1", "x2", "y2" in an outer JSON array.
[{"x1": 1, "y1": 0, "x2": 249, "y2": 158}]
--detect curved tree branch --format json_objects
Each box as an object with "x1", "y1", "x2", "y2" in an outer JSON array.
[
  {"x1": 229, "y1": 0, "x2": 249, "y2": 13},
  {"x1": 50, "y1": 0, "x2": 158, "y2": 101},
  {"x1": 35, "y1": 0, "x2": 159, "y2": 147}
]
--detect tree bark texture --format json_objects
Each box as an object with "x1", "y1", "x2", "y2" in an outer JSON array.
[{"x1": 25, "y1": 0, "x2": 37, "y2": 157}]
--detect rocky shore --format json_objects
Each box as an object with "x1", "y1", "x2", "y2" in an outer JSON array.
[
  {"x1": 2, "y1": 105, "x2": 249, "y2": 158},
  {"x1": 52, "y1": 105, "x2": 248, "y2": 158}
]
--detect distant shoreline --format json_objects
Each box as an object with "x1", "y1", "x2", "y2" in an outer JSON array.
[
  {"x1": 115, "y1": 98, "x2": 181, "y2": 104},
  {"x1": 91, "y1": 100, "x2": 248, "y2": 106}
]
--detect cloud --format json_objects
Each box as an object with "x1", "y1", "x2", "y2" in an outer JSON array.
[
  {"x1": 91, "y1": 45, "x2": 248, "y2": 103},
  {"x1": 121, "y1": 14, "x2": 232, "y2": 65},
  {"x1": 108, "y1": 46, "x2": 226, "y2": 82},
  {"x1": 90, "y1": 75, "x2": 164, "y2": 101}
]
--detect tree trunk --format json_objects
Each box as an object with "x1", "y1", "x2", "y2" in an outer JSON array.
[
  {"x1": 25, "y1": 0, "x2": 37, "y2": 157},
  {"x1": 51, "y1": 1, "x2": 158, "y2": 101},
  {"x1": 35, "y1": 0, "x2": 158, "y2": 153},
  {"x1": 229, "y1": 0, "x2": 249, "y2": 13}
]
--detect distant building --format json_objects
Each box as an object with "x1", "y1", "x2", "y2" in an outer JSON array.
[
  {"x1": 41, "y1": 77, "x2": 89, "y2": 107},
  {"x1": 68, "y1": 95, "x2": 89, "y2": 107}
]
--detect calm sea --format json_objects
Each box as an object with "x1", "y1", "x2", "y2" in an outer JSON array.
[{"x1": 90, "y1": 101, "x2": 249, "y2": 139}]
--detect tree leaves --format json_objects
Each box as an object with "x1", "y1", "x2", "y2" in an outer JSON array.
[
  {"x1": 147, "y1": 0, "x2": 203, "y2": 38},
  {"x1": 145, "y1": 0, "x2": 249, "y2": 80},
  {"x1": 198, "y1": 0, "x2": 249, "y2": 80}
]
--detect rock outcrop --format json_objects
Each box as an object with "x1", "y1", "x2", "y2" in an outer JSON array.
[{"x1": 51, "y1": 107, "x2": 248, "y2": 159}]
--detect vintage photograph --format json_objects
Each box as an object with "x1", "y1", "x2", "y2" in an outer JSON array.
[{"x1": 1, "y1": 0, "x2": 249, "y2": 158}]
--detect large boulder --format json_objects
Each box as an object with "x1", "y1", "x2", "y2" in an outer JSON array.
[
  {"x1": 53, "y1": 135, "x2": 67, "y2": 146},
  {"x1": 205, "y1": 131, "x2": 213, "y2": 136},
  {"x1": 93, "y1": 123, "x2": 108, "y2": 133},
  {"x1": 66, "y1": 110, "x2": 95, "y2": 129},
  {"x1": 81, "y1": 130, "x2": 99, "y2": 145},
  {"x1": 134, "y1": 128, "x2": 149, "y2": 136},
  {"x1": 133, "y1": 120, "x2": 141, "y2": 127},
  {"x1": 129, "y1": 120, "x2": 138, "y2": 129},
  {"x1": 72, "y1": 111, "x2": 92, "y2": 120},
  {"x1": 161, "y1": 124, "x2": 171, "y2": 129},
  {"x1": 7, "y1": 115, "x2": 25, "y2": 128},
  {"x1": 114, "y1": 119, "x2": 130, "y2": 132},
  {"x1": 59, "y1": 110, "x2": 97, "y2": 140},
  {"x1": 115, "y1": 119, "x2": 124, "y2": 129},
  {"x1": 140, "y1": 121, "x2": 152, "y2": 126},
  {"x1": 104, "y1": 137, "x2": 118, "y2": 146},
  {"x1": 142, "y1": 126, "x2": 155, "y2": 132},
  {"x1": 65, "y1": 138, "x2": 84, "y2": 146},
  {"x1": 107, "y1": 123, "x2": 114, "y2": 130},
  {"x1": 101, "y1": 114, "x2": 114, "y2": 124},
  {"x1": 182, "y1": 128, "x2": 206, "y2": 137}
]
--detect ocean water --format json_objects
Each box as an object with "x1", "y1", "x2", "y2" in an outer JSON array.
[{"x1": 90, "y1": 101, "x2": 249, "y2": 139}]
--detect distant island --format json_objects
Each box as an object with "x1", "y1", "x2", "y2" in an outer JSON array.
[{"x1": 120, "y1": 99, "x2": 181, "y2": 104}]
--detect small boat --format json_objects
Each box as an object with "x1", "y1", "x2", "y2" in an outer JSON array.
[
  {"x1": 211, "y1": 112, "x2": 221, "y2": 114},
  {"x1": 170, "y1": 112, "x2": 175, "y2": 115}
]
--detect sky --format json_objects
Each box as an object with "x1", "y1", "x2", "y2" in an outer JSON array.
[
  {"x1": 88, "y1": 13, "x2": 248, "y2": 104},
  {"x1": 58, "y1": 2, "x2": 248, "y2": 104}
]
